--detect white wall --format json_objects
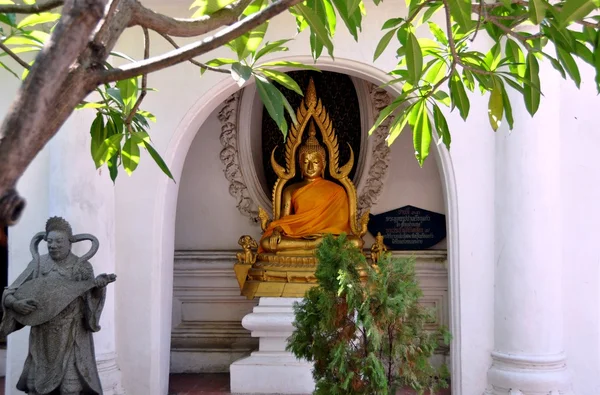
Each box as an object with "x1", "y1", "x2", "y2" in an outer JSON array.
[
  {"x1": 175, "y1": 105, "x2": 261, "y2": 250},
  {"x1": 559, "y1": 63, "x2": 600, "y2": 395}
]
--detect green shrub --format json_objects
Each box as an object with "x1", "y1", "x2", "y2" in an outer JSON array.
[{"x1": 287, "y1": 234, "x2": 450, "y2": 395}]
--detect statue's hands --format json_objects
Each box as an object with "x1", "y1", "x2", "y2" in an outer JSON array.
[
  {"x1": 12, "y1": 299, "x2": 38, "y2": 315},
  {"x1": 95, "y1": 273, "x2": 117, "y2": 288},
  {"x1": 268, "y1": 227, "x2": 283, "y2": 250}
]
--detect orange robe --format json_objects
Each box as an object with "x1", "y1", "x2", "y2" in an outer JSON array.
[{"x1": 260, "y1": 178, "x2": 351, "y2": 251}]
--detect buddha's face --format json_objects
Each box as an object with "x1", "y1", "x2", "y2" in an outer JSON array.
[
  {"x1": 300, "y1": 152, "x2": 325, "y2": 179},
  {"x1": 46, "y1": 230, "x2": 71, "y2": 261}
]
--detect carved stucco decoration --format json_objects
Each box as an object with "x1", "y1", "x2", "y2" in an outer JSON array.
[
  {"x1": 217, "y1": 92, "x2": 260, "y2": 223},
  {"x1": 217, "y1": 81, "x2": 393, "y2": 224},
  {"x1": 356, "y1": 84, "x2": 393, "y2": 218}
]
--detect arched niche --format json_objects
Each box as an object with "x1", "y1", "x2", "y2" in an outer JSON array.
[{"x1": 159, "y1": 57, "x2": 462, "y2": 395}]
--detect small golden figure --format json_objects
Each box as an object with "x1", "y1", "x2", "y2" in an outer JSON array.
[
  {"x1": 236, "y1": 235, "x2": 258, "y2": 265},
  {"x1": 370, "y1": 232, "x2": 388, "y2": 264}
]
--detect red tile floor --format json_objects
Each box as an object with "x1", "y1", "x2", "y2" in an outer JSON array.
[{"x1": 0, "y1": 374, "x2": 451, "y2": 394}]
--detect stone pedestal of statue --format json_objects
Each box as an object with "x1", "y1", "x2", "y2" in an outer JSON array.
[{"x1": 230, "y1": 298, "x2": 314, "y2": 394}]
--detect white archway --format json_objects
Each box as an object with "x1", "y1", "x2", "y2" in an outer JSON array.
[{"x1": 150, "y1": 56, "x2": 462, "y2": 394}]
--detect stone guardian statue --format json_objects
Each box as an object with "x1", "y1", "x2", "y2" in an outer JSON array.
[{"x1": 0, "y1": 217, "x2": 116, "y2": 395}]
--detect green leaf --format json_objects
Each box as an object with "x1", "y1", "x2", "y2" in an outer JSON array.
[
  {"x1": 331, "y1": 0, "x2": 363, "y2": 41},
  {"x1": 142, "y1": 141, "x2": 174, "y2": 180},
  {"x1": 369, "y1": 95, "x2": 406, "y2": 135},
  {"x1": 254, "y1": 39, "x2": 292, "y2": 62},
  {"x1": 449, "y1": 73, "x2": 470, "y2": 120},
  {"x1": 320, "y1": 0, "x2": 337, "y2": 37},
  {"x1": 231, "y1": 62, "x2": 253, "y2": 87},
  {"x1": 0, "y1": 13, "x2": 16, "y2": 27},
  {"x1": 190, "y1": 0, "x2": 236, "y2": 16},
  {"x1": 507, "y1": 40, "x2": 526, "y2": 77},
  {"x1": 77, "y1": 102, "x2": 105, "y2": 109},
  {"x1": 462, "y1": 69, "x2": 475, "y2": 91},
  {"x1": 90, "y1": 113, "x2": 105, "y2": 160},
  {"x1": 432, "y1": 90, "x2": 451, "y2": 107},
  {"x1": 558, "y1": 0, "x2": 596, "y2": 27},
  {"x1": 205, "y1": 58, "x2": 237, "y2": 67},
  {"x1": 259, "y1": 68, "x2": 303, "y2": 95},
  {"x1": 556, "y1": 47, "x2": 581, "y2": 87},
  {"x1": 0, "y1": 61, "x2": 19, "y2": 79},
  {"x1": 347, "y1": 0, "x2": 362, "y2": 14},
  {"x1": 123, "y1": 137, "x2": 141, "y2": 175},
  {"x1": 574, "y1": 40, "x2": 594, "y2": 65},
  {"x1": 294, "y1": 4, "x2": 334, "y2": 58},
  {"x1": 499, "y1": 79, "x2": 514, "y2": 130},
  {"x1": 448, "y1": 0, "x2": 473, "y2": 32},
  {"x1": 541, "y1": 52, "x2": 566, "y2": 79},
  {"x1": 93, "y1": 134, "x2": 123, "y2": 169},
  {"x1": 17, "y1": 12, "x2": 60, "y2": 28},
  {"x1": 258, "y1": 60, "x2": 320, "y2": 71},
  {"x1": 373, "y1": 28, "x2": 397, "y2": 61},
  {"x1": 432, "y1": 104, "x2": 451, "y2": 149},
  {"x1": 116, "y1": 78, "x2": 138, "y2": 113},
  {"x1": 413, "y1": 101, "x2": 432, "y2": 166},
  {"x1": 529, "y1": 0, "x2": 546, "y2": 24},
  {"x1": 385, "y1": 102, "x2": 413, "y2": 145},
  {"x1": 424, "y1": 60, "x2": 447, "y2": 85},
  {"x1": 137, "y1": 110, "x2": 156, "y2": 122},
  {"x1": 484, "y1": 43, "x2": 501, "y2": 70},
  {"x1": 382, "y1": 18, "x2": 404, "y2": 30},
  {"x1": 255, "y1": 76, "x2": 287, "y2": 137},
  {"x1": 421, "y1": 3, "x2": 443, "y2": 24},
  {"x1": 405, "y1": 32, "x2": 423, "y2": 84},
  {"x1": 281, "y1": 93, "x2": 298, "y2": 127},
  {"x1": 488, "y1": 78, "x2": 504, "y2": 131},
  {"x1": 523, "y1": 52, "x2": 541, "y2": 116},
  {"x1": 428, "y1": 22, "x2": 448, "y2": 45},
  {"x1": 108, "y1": 152, "x2": 119, "y2": 182},
  {"x1": 2, "y1": 35, "x2": 44, "y2": 47},
  {"x1": 110, "y1": 51, "x2": 137, "y2": 62}
]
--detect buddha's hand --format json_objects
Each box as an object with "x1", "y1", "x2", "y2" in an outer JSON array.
[
  {"x1": 95, "y1": 273, "x2": 117, "y2": 288},
  {"x1": 269, "y1": 227, "x2": 283, "y2": 250},
  {"x1": 12, "y1": 298, "x2": 38, "y2": 315}
]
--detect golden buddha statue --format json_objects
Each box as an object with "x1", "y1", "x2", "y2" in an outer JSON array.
[
  {"x1": 234, "y1": 78, "x2": 369, "y2": 298},
  {"x1": 258, "y1": 124, "x2": 363, "y2": 254}
]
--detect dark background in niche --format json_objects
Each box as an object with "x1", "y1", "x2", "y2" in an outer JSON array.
[{"x1": 261, "y1": 71, "x2": 361, "y2": 195}]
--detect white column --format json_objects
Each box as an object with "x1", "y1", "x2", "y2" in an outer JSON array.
[
  {"x1": 487, "y1": 61, "x2": 572, "y2": 394},
  {"x1": 47, "y1": 113, "x2": 124, "y2": 395},
  {"x1": 230, "y1": 297, "x2": 314, "y2": 394}
]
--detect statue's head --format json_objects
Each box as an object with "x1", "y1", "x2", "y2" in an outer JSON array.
[
  {"x1": 298, "y1": 122, "x2": 326, "y2": 179},
  {"x1": 45, "y1": 216, "x2": 73, "y2": 261}
]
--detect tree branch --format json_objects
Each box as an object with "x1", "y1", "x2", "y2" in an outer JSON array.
[
  {"x1": 441, "y1": 0, "x2": 494, "y2": 76},
  {"x1": 128, "y1": 0, "x2": 252, "y2": 37},
  {"x1": 0, "y1": 42, "x2": 31, "y2": 69},
  {"x1": 0, "y1": 0, "x2": 109, "y2": 225},
  {"x1": 125, "y1": 27, "x2": 149, "y2": 129},
  {"x1": 0, "y1": 0, "x2": 64, "y2": 14},
  {"x1": 158, "y1": 32, "x2": 230, "y2": 73},
  {"x1": 97, "y1": 0, "x2": 303, "y2": 84}
]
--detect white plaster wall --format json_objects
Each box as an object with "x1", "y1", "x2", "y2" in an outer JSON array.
[
  {"x1": 559, "y1": 63, "x2": 600, "y2": 395},
  {"x1": 174, "y1": 105, "x2": 261, "y2": 250}
]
